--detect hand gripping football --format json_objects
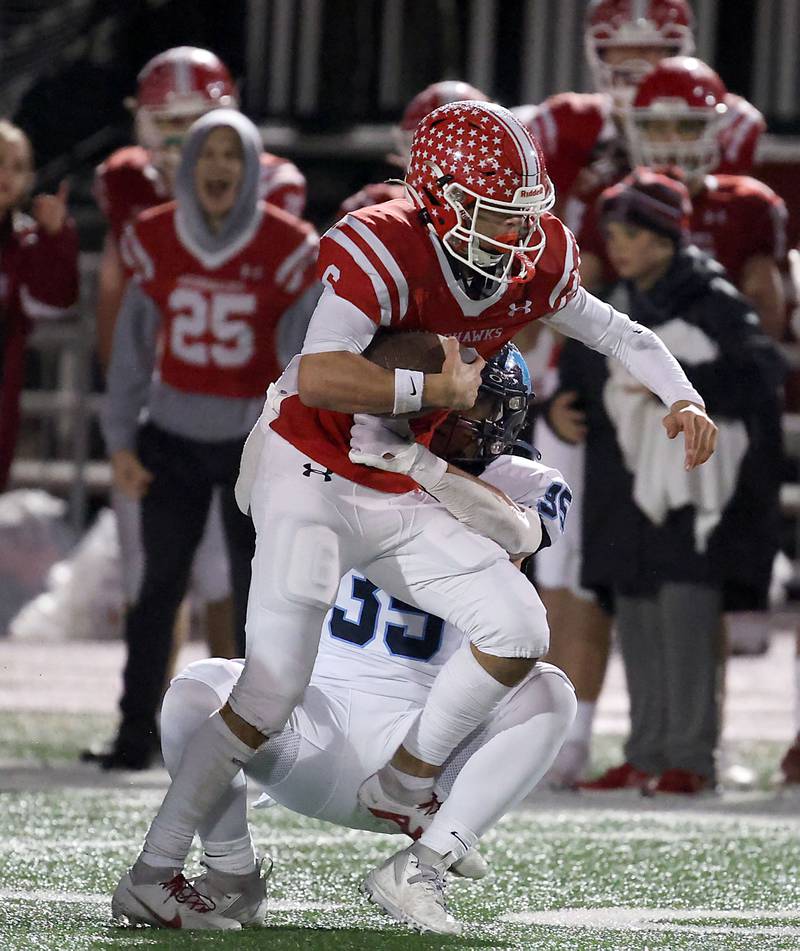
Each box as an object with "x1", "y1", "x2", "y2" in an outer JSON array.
[{"x1": 362, "y1": 329, "x2": 447, "y2": 418}]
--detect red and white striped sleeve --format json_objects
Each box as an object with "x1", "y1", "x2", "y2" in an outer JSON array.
[
  {"x1": 540, "y1": 218, "x2": 582, "y2": 315},
  {"x1": 316, "y1": 213, "x2": 409, "y2": 328}
]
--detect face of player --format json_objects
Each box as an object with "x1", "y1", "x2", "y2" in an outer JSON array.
[
  {"x1": 600, "y1": 45, "x2": 671, "y2": 107},
  {"x1": 605, "y1": 220, "x2": 675, "y2": 287},
  {"x1": 430, "y1": 392, "x2": 503, "y2": 460},
  {"x1": 194, "y1": 126, "x2": 245, "y2": 229},
  {"x1": 151, "y1": 111, "x2": 210, "y2": 189},
  {"x1": 0, "y1": 136, "x2": 32, "y2": 214}
]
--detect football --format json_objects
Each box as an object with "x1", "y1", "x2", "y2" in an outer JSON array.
[{"x1": 362, "y1": 329, "x2": 446, "y2": 375}]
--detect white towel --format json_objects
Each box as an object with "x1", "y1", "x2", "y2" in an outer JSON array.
[{"x1": 602, "y1": 319, "x2": 748, "y2": 552}]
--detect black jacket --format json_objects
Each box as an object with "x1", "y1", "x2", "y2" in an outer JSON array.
[{"x1": 555, "y1": 246, "x2": 786, "y2": 602}]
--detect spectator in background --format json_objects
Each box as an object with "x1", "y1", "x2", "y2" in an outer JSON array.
[
  {"x1": 0, "y1": 121, "x2": 79, "y2": 491},
  {"x1": 92, "y1": 46, "x2": 307, "y2": 663},
  {"x1": 549, "y1": 172, "x2": 785, "y2": 793},
  {"x1": 95, "y1": 110, "x2": 320, "y2": 770}
]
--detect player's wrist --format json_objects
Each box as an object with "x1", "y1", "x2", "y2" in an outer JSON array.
[
  {"x1": 421, "y1": 372, "x2": 451, "y2": 408},
  {"x1": 393, "y1": 368, "x2": 424, "y2": 415}
]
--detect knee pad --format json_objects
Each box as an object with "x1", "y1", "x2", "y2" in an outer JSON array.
[
  {"x1": 273, "y1": 522, "x2": 341, "y2": 610},
  {"x1": 470, "y1": 581, "x2": 550, "y2": 659}
]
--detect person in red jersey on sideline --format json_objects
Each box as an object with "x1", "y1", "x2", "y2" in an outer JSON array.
[
  {"x1": 95, "y1": 110, "x2": 319, "y2": 772},
  {"x1": 512, "y1": 2, "x2": 768, "y2": 789},
  {"x1": 86, "y1": 48, "x2": 308, "y2": 750}
]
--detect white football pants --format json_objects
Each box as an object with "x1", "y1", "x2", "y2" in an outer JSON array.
[{"x1": 229, "y1": 429, "x2": 550, "y2": 736}]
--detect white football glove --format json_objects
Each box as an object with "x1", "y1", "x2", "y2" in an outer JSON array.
[{"x1": 349, "y1": 414, "x2": 447, "y2": 488}]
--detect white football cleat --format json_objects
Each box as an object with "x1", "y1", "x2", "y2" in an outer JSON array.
[
  {"x1": 450, "y1": 848, "x2": 488, "y2": 880},
  {"x1": 363, "y1": 847, "x2": 462, "y2": 935},
  {"x1": 111, "y1": 870, "x2": 240, "y2": 930},
  {"x1": 190, "y1": 855, "x2": 273, "y2": 927},
  {"x1": 357, "y1": 772, "x2": 488, "y2": 880}
]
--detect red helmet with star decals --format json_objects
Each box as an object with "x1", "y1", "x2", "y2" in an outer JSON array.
[
  {"x1": 405, "y1": 101, "x2": 555, "y2": 286},
  {"x1": 133, "y1": 47, "x2": 238, "y2": 152},
  {"x1": 392, "y1": 81, "x2": 491, "y2": 164},
  {"x1": 585, "y1": 0, "x2": 695, "y2": 109},
  {"x1": 624, "y1": 57, "x2": 728, "y2": 179}
]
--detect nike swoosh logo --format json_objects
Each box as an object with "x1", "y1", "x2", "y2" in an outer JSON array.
[
  {"x1": 450, "y1": 830, "x2": 469, "y2": 851},
  {"x1": 131, "y1": 894, "x2": 182, "y2": 929},
  {"x1": 410, "y1": 378, "x2": 418, "y2": 396}
]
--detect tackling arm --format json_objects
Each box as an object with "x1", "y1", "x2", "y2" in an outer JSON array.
[{"x1": 349, "y1": 416, "x2": 544, "y2": 558}]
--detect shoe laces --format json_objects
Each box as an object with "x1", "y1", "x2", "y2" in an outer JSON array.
[
  {"x1": 161, "y1": 873, "x2": 216, "y2": 912},
  {"x1": 407, "y1": 861, "x2": 448, "y2": 906}
]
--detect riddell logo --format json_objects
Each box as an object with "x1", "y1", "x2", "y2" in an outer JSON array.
[{"x1": 515, "y1": 187, "x2": 541, "y2": 201}]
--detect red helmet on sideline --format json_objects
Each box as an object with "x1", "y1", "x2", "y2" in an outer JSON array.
[
  {"x1": 584, "y1": 0, "x2": 695, "y2": 109},
  {"x1": 624, "y1": 57, "x2": 728, "y2": 179},
  {"x1": 133, "y1": 47, "x2": 238, "y2": 152},
  {"x1": 392, "y1": 81, "x2": 491, "y2": 166}
]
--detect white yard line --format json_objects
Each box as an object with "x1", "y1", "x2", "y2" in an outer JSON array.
[{"x1": 503, "y1": 907, "x2": 800, "y2": 937}]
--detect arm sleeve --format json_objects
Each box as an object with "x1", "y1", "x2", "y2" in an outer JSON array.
[
  {"x1": 542, "y1": 285, "x2": 704, "y2": 408},
  {"x1": 300, "y1": 285, "x2": 380, "y2": 355},
  {"x1": 101, "y1": 281, "x2": 159, "y2": 454},
  {"x1": 420, "y1": 465, "x2": 544, "y2": 558}
]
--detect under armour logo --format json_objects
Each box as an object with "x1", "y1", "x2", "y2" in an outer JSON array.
[
  {"x1": 302, "y1": 463, "x2": 333, "y2": 481},
  {"x1": 508, "y1": 300, "x2": 533, "y2": 317}
]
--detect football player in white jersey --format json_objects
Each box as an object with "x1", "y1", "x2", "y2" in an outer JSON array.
[{"x1": 112, "y1": 344, "x2": 577, "y2": 935}]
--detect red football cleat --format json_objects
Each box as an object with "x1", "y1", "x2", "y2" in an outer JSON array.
[
  {"x1": 577, "y1": 762, "x2": 653, "y2": 791},
  {"x1": 651, "y1": 768, "x2": 714, "y2": 795}
]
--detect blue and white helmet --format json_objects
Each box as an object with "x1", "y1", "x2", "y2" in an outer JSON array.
[{"x1": 435, "y1": 342, "x2": 534, "y2": 466}]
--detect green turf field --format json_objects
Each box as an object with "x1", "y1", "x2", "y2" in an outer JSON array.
[{"x1": 3, "y1": 711, "x2": 800, "y2": 950}]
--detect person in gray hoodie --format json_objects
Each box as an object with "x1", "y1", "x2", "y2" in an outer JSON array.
[{"x1": 96, "y1": 109, "x2": 320, "y2": 770}]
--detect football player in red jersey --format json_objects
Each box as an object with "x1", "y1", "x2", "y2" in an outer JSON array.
[
  {"x1": 579, "y1": 57, "x2": 787, "y2": 336},
  {"x1": 116, "y1": 101, "x2": 716, "y2": 934},
  {"x1": 0, "y1": 120, "x2": 79, "y2": 491},
  {"x1": 517, "y1": 0, "x2": 764, "y2": 232},
  {"x1": 90, "y1": 47, "x2": 308, "y2": 704},
  {"x1": 547, "y1": 59, "x2": 787, "y2": 790},
  {"x1": 337, "y1": 80, "x2": 490, "y2": 218},
  {"x1": 94, "y1": 46, "x2": 307, "y2": 372},
  {"x1": 95, "y1": 110, "x2": 319, "y2": 772}
]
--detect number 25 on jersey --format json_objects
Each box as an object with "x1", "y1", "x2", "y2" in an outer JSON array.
[{"x1": 169, "y1": 287, "x2": 256, "y2": 368}]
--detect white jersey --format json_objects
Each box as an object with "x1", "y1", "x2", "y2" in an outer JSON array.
[{"x1": 310, "y1": 454, "x2": 571, "y2": 704}]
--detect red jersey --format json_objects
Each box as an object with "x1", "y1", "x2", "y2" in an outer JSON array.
[
  {"x1": 271, "y1": 198, "x2": 581, "y2": 493},
  {"x1": 518, "y1": 90, "x2": 765, "y2": 232},
  {"x1": 577, "y1": 173, "x2": 787, "y2": 288},
  {"x1": 120, "y1": 201, "x2": 318, "y2": 399},
  {"x1": 95, "y1": 145, "x2": 308, "y2": 243},
  {"x1": 0, "y1": 212, "x2": 79, "y2": 488}
]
